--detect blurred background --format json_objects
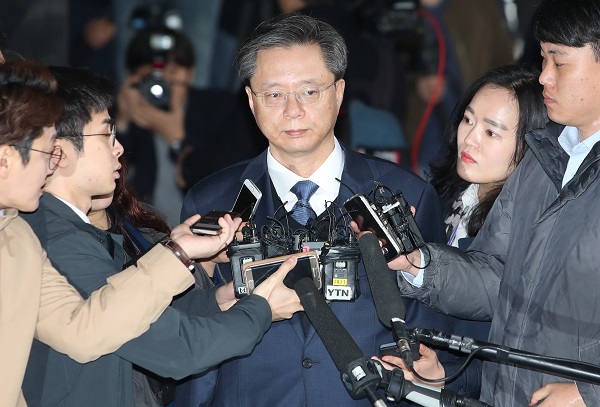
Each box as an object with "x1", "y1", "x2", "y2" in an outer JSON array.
[{"x1": 0, "y1": 0, "x2": 544, "y2": 220}]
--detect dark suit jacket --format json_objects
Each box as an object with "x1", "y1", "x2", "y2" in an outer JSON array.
[
  {"x1": 21, "y1": 193, "x2": 273, "y2": 407},
  {"x1": 179, "y1": 146, "x2": 477, "y2": 406}
]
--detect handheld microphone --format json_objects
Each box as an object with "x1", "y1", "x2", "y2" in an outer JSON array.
[
  {"x1": 293, "y1": 278, "x2": 386, "y2": 406},
  {"x1": 358, "y1": 233, "x2": 416, "y2": 367},
  {"x1": 380, "y1": 367, "x2": 491, "y2": 407}
]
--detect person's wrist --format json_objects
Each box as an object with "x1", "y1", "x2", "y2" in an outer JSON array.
[{"x1": 161, "y1": 237, "x2": 195, "y2": 271}]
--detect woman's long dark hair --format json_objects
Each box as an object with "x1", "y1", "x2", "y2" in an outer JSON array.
[
  {"x1": 429, "y1": 65, "x2": 547, "y2": 236},
  {"x1": 108, "y1": 159, "x2": 170, "y2": 254}
]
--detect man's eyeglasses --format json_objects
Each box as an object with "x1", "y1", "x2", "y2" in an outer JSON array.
[
  {"x1": 82, "y1": 123, "x2": 117, "y2": 146},
  {"x1": 249, "y1": 81, "x2": 337, "y2": 107},
  {"x1": 10, "y1": 144, "x2": 64, "y2": 171}
]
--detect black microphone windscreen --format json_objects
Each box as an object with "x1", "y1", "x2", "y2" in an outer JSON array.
[
  {"x1": 294, "y1": 278, "x2": 363, "y2": 371},
  {"x1": 358, "y1": 233, "x2": 407, "y2": 327}
]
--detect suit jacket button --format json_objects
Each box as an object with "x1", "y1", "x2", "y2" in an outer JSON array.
[{"x1": 302, "y1": 358, "x2": 314, "y2": 369}]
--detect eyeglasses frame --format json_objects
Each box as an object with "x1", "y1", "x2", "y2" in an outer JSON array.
[
  {"x1": 81, "y1": 123, "x2": 117, "y2": 146},
  {"x1": 249, "y1": 81, "x2": 338, "y2": 107},
  {"x1": 9, "y1": 143, "x2": 64, "y2": 171}
]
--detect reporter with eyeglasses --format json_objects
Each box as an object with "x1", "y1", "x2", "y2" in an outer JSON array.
[
  {"x1": 0, "y1": 58, "x2": 208, "y2": 407},
  {"x1": 177, "y1": 13, "x2": 465, "y2": 407}
]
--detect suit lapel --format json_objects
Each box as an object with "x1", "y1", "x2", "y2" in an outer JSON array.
[{"x1": 239, "y1": 147, "x2": 380, "y2": 344}]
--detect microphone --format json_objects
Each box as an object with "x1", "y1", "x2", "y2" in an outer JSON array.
[
  {"x1": 358, "y1": 233, "x2": 416, "y2": 367},
  {"x1": 380, "y1": 367, "x2": 492, "y2": 407},
  {"x1": 293, "y1": 278, "x2": 387, "y2": 407}
]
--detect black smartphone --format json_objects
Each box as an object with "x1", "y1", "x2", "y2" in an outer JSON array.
[
  {"x1": 344, "y1": 194, "x2": 401, "y2": 261},
  {"x1": 378, "y1": 342, "x2": 421, "y2": 361},
  {"x1": 191, "y1": 210, "x2": 240, "y2": 236},
  {"x1": 242, "y1": 251, "x2": 321, "y2": 294},
  {"x1": 231, "y1": 179, "x2": 262, "y2": 222}
]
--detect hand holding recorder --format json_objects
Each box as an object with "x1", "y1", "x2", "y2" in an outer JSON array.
[
  {"x1": 251, "y1": 256, "x2": 304, "y2": 321},
  {"x1": 170, "y1": 213, "x2": 242, "y2": 261},
  {"x1": 190, "y1": 179, "x2": 262, "y2": 275}
]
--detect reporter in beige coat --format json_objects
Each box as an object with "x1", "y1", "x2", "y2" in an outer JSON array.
[{"x1": 0, "y1": 61, "x2": 241, "y2": 406}]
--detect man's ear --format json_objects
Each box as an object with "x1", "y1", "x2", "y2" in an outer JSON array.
[
  {"x1": 335, "y1": 79, "x2": 345, "y2": 109},
  {"x1": 53, "y1": 139, "x2": 71, "y2": 169},
  {"x1": 0, "y1": 145, "x2": 15, "y2": 179},
  {"x1": 245, "y1": 86, "x2": 256, "y2": 117}
]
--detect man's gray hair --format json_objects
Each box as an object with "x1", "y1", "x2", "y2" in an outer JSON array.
[{"x1": 235, "y1": 13, "x2": 348, "y2": 86}]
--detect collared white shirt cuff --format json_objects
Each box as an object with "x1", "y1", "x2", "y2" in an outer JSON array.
[{"x1": 400, "y1": 249, "x2": 425, "y2": 287}]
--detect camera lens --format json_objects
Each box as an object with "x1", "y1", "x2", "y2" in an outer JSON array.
[
  {"x1": 137, "y1": 72, "x2": 171, "y2": 110},
  {"x1": 149, "y1": 83, "x2": 165, "y2": 98}
]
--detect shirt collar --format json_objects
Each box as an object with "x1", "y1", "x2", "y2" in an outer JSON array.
[
  {"x1": 462, "y1": 183, "x2": 479, "y2": 210},
  {"x1": 558, "y1": 126, "x2": 600, "y2": 156},
  {"x1": 267, "y1": 137, "x2": 344, "y2": 211},
  {"x1": 53, "y1": 194, "x2": 91, "y2": 224}
]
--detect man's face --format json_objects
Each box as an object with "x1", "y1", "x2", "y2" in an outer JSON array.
[
  {"x1": 246, "y1": 44, "x2": 345, "y2": 167},
  {"x1": 540, "y1": 42, "x2": 600, "y2": 139},
  {"x1": 67, "y1": 110, "x2": 123, "y2": 201},
  {"x1": 4, "y1": 126, "x2": 57, "y2": 212}
]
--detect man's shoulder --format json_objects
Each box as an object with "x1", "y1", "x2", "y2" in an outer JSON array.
[
  {"x1": 188, "y1": 154, "x2": 262, "y2": 194},
  {"x1": 21, "y1": 195, "x2": 88, "y2": 247},
  {"x1": 348, "y1": 150, "x2": 430, "y2": 192}
]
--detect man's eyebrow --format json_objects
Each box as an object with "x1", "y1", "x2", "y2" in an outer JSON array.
[
  {"x1": 541, "y1": 45, "x2": 569, "y2": 56},
  {"x1": 546, "y1": 49, "x2": 568, "y2": 55}
]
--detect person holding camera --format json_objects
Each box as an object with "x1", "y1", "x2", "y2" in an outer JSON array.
[
  {"x1": 20, "y1": 65, "x2": 303, "y2": 406},
  {"x1": 178, "y1": 13, "x2": 480, "y2": 407},
  {"x1": 390, "y1": 0, "x2": 600, "y2": 405},
  {"x1": 116, "y1": 28, "x2": 263, "y2": 226}
]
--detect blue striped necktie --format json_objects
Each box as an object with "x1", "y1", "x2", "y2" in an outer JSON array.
[{"x1": 290, "y1": 180, "x2": 319, "y2": 226}]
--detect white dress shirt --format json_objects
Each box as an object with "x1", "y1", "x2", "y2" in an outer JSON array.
[{"x1": 266, "y1": 138, "x2": 345, "y2": 216}]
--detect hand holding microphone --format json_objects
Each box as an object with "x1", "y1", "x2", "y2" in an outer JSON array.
[{"x1": 357, "y1": 232, "x2": 418, "y2": 368}]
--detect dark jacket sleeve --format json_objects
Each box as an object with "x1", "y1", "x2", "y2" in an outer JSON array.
[{"x1": 45, "y1": 230, "x2": 272, "y2": 380}]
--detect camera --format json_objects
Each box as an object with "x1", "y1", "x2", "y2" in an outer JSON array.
[
  {"x1": 133, "y1": 32, "x2": 174, "y2": 110},
  {"x1": 346, "y1": 0, "x2": 424, "y2": 48},
  {"x1": 128, "y1": 5, "x2": 184, "y2": 110},
  {"x1": 376, "y1": 187, "x2": 425, "y2": 253},
  {"x1": 344, "y1": 185, "x2": 425, "y2": 261}
]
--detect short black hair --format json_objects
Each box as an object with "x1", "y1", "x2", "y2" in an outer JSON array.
[
  {"x1": 49, "y1": 66, "x2": 115, "y2": 154},
  {"x1": 534, "y1": 0, "x2": 600, "y2": 59}
]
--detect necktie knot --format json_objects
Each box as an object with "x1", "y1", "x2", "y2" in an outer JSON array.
[{"x1": 290, "y1": 180, "x2": 319, "y2": 225}]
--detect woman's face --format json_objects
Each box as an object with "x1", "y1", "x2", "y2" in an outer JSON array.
[{"x1": 456, "y1": 85, "x2": 519, "y2": 196}]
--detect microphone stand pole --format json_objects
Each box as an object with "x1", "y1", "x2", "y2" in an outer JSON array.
[{"x1": 412, "y1": 328, "x2": 600, "y2": 385}]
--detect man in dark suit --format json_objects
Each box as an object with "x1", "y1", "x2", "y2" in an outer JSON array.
[{"x1": 179, "y1": 13, "x2": 479, "y2": 406}]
